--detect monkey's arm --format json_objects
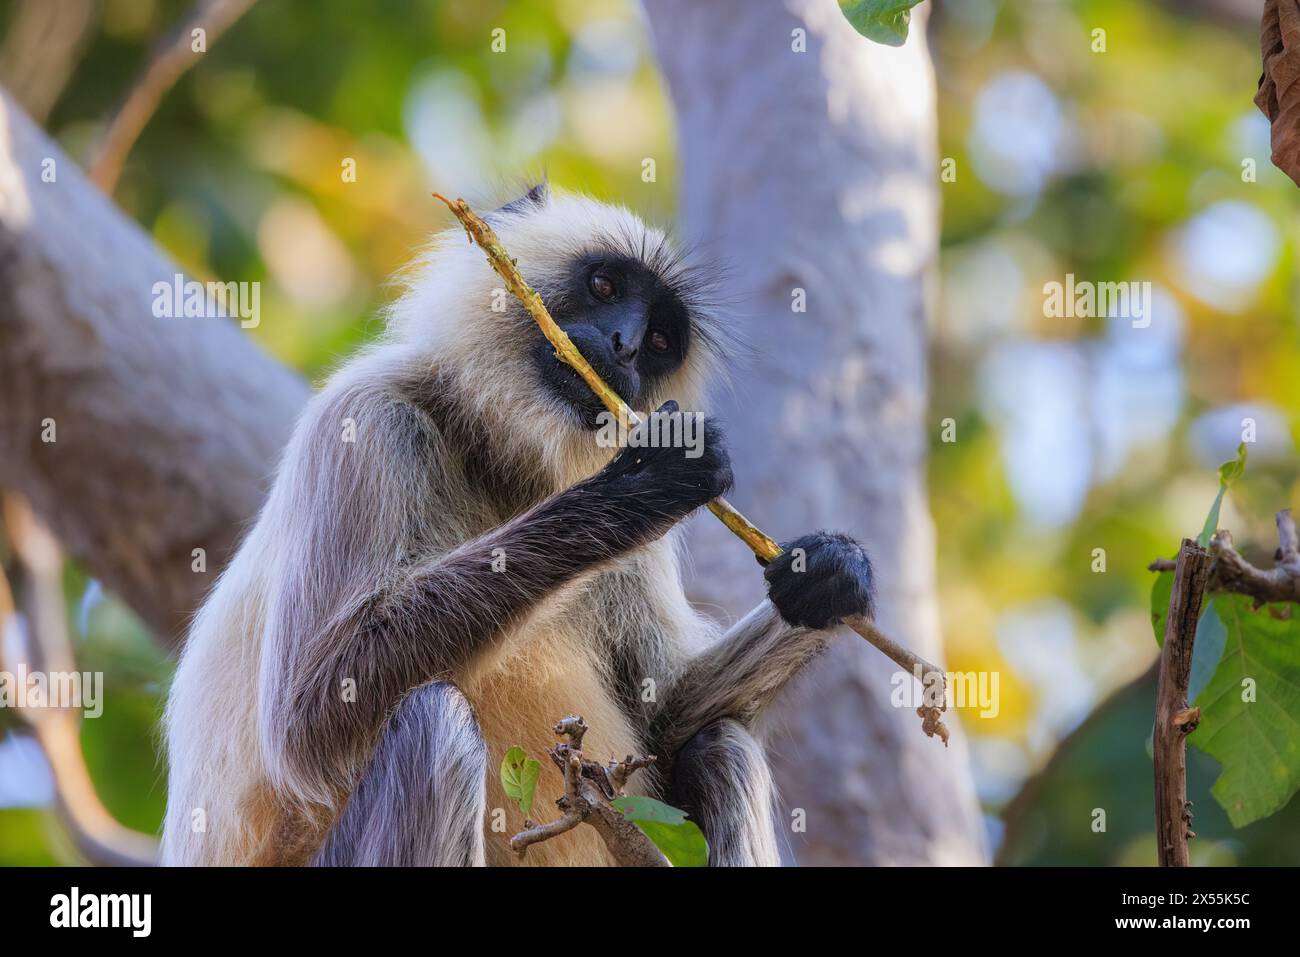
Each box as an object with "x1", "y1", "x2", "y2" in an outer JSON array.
[
  {"x1": 649, "y1": 532, "x2": 875, "y2": 759},
  {"x1": 261, "y1": 393, "x2": 730, "y2": 803}
]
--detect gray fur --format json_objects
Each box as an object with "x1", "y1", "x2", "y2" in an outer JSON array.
[
  {"x1": 163, "y1": 191, "x2": 844, "y2": 867},
  {"x1": 314, "y1": 682, "x2": 487, "y2": 866},
  {"x1": 651, "y1": 601, "x2": 827, "y2": 760},
  {"x1": 667, "y1": 718, "x2": 781, "y2": 866}
]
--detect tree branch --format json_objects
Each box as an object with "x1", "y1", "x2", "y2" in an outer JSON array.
[
  {"x1": 509, "y1": 715, "x2": 670, "y2": 867},
  {"x1": 1153, "y1": 538, "x2": 1211, "y2": 867},
  {"x1": 88, "y1": 0, "x2": 258, "y2": 192},
  {"x1": 0, "y1": 89, "x2": 308, "y2": 648},
  {"x1": 1, "y1": 494, "x2": 158, "y2": 866},
  {"x1": 1148, "y1": 509, "x2": 1300, "y2": 606}
]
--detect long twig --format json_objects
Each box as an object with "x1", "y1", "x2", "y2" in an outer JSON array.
[
  {"x1": 88, "y1": 0, "x2": 258, "y2": 192},
  {"x1": 1, "y1": 495, "x2": 158, "y2": 866},
  {"x1": 1153, "y1": 538, "x2": 1211, "y2": 867},
  {"x1": 509, "y1": 715, "x2": 670, "y2": 867},
  {"x1": 432, "y1": 193, "x2": 949, "y2": 745}
]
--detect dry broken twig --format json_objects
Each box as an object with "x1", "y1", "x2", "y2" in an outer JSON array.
[
  {"x1": 510, "y1": 715, "x2": 669, "y2": 867},
  {"x1": 1152, "y1": 538, "x2": 1212, "y2": 867},
  {"x1": 1255, "y1": 0, "x2": 1300, "y2": 186},
  {"x1": 432, "y1": 193, "x2": 950, "y2": 745},
  {"x1": 1148, "y1": 509, "x2": 1300, "y2": 606}
]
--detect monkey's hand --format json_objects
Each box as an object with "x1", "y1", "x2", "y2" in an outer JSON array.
[
  {"x1": 592, "y1": 400, "x2": 733, "y2": 529},
  {"x1": 763, "y1": 531, "x2": 875, "y2": 630}
]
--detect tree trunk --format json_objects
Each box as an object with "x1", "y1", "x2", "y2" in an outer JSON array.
[
  {"x1": 0, "y1": 0, "x2": 987, "y2": 860},
  {"x1": 644, "y1": 0, "x2": 987, "y2": 864},
  {"x1": 0, "y1": 91, "x2": 308, "y2": 646}
]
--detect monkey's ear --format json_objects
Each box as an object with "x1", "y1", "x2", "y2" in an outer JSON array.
[{"x1": 496, "y1": 180, "x2": 549, "y2": 215}]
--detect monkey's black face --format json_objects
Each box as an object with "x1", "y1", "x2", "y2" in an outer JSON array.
[{"x1": 532, "y1": 253, "x2": 691, "y2": 429}]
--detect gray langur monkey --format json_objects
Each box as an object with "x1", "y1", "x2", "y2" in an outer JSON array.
[{"x1": 161, "y1": 184, "x2": 876, "y2": 866}]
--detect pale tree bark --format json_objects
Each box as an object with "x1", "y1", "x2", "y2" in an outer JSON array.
[
  {"x1": 644, "y1": 0, "x2": 987, "y2": 864},
  {"x1": 0, "y1": 91, "x2": 308, "y2": 646},
  {"x1": 1, "y1": 0, "x2": 985, "y2": 865}
]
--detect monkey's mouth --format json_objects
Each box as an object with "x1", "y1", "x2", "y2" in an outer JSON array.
[{"x1": 533, "y1": 343, "x2": 638, "y2": 431}]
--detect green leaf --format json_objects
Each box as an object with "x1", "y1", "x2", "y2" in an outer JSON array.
[
  {"x1": 633, "y1": 819, "x2": 709, "y2": 868},
  {"x1": 611, "y1": 795, "x2": 709, "y2": 867},
  {"x1": 1218, "y1": 442, "x2": 1248, "y2": 486},
  {"x1": 1191, "y1": 594, "x2": 1300, "y2": 827},
  {"x1": 500, "y1": 746, "x2": 541, "y2": 818},
  {"x1": 1188, "y1": 599, "x2": 1227, "y2": 704},
  {"x1": 610, "y1": 795, "x2": 687, "y2": 825},
  {"x1": 836, "y1": 0, "x2": 925, "y2": 46},
  {"x1": 1197, "y1": 487, "x2": 1227, "y2": 548},
  {"x1": 1198, "y1": 442, "x2": 1248, "y2": 547}
]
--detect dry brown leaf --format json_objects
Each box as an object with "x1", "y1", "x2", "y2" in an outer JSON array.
[{"x1": 1255, "y1": 0, "x2": 1300, "y2": 186}]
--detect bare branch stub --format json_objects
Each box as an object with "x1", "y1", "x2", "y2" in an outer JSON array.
[
  {"x1": 607, "y1": 754, "x2": 656, "y2": 793},
  {"x1": 1149, "y1": 510, "x2": 1300, "y2": 606},
  {"x1": 553, "y1": 714, "x2": 587, "y2": 750},
  {"x1": 510, "y1": 716, "x2": 668, "y2": 867},
  {"x1": 1208, "y1": 510, "x2": 1300, "y2": 606}
]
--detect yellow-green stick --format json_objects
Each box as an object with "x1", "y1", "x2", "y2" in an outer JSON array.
[{"x1": 433, "y1": 194, "x2": 949, "y2": 744}]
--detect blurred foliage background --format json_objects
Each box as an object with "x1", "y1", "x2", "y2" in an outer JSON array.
[{"x1": 1, "y1": 0, "x2": 1297, "y2": 865}]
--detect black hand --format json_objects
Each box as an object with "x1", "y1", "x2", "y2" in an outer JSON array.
[
  {"x1": 595, "y1": 400, "x2": 733, "y2": 523},
  {"x1": 764, "y1": 531, "x2": 874, "y2": 630}
]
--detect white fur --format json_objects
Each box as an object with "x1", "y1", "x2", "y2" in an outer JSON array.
[{"x1": 161, "y1": 190, "x2": 725, "y2": 865}]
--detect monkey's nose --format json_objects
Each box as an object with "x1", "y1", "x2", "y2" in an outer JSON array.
[{"x1": 611, "y1": 331, "x2": 639, "y2": 364}]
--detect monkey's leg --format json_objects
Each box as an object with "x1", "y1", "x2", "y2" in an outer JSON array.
[
  {"x1": 312, "y1": 681, "x2": 487, "y2": 867},
  {"x1": 664, "y1": 718, "x2": 781, "y2": 867}
]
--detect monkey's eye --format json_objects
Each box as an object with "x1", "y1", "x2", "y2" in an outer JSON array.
[
  {"x1": 589, "y1": 271, "x2": 617, "y2": 302},
  {"x1": 648, "y1": 329, "x2": 671, "y2": 353}
]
